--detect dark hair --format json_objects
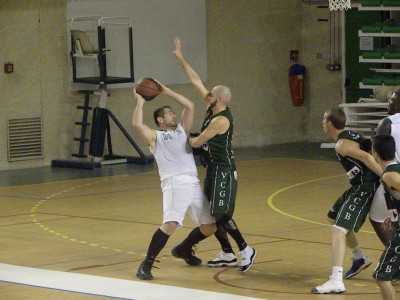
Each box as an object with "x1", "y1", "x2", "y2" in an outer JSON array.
[
  {"x1": 153, "y1": 106, "x2": 171, "y2": 127},
  {"x1": 373, "y1": 135, "x2": 396, "y2": 161},
  {"x1": 325, "y1": 108, "x2": 346, "y2": 129}
]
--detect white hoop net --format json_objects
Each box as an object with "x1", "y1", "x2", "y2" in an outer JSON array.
[{"x1": 329, "y1": 0, "x2": 351, "y2": 11}]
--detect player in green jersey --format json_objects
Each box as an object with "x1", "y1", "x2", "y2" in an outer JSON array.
[
  {"x1": 369, "y1": 90, "x2": 400, "y2": 246},
  {"x1": 312, "y1": 108, "x2": 382, "y2": 294},
  {"x1": 172, "y1": 37, "x2": 257, "y2": 272},
  {"x1": 372, "y1": 134, "x2": 400, "y2": 300}
]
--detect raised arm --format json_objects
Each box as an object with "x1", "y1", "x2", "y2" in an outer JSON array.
[
  {"x1": 132, "y1": 89, "x2": 156, "y2": 148},
  {"x1": 158, "y1": 82, "x2": 194, "y2": 133},
  {"x1": 335, "y1": 139, "x2": 383, "y2": 177},
  {"x1": 173, "y1": 37, "x2": 209, "y2": 102}
]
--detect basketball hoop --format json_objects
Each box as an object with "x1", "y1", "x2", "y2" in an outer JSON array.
[{"x1": 329, "y1": 0, "x2": 351, "y2": 11}]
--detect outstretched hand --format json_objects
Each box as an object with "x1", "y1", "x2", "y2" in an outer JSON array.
[
  {"x1": 133, "y1": 88, "x2": 145, "y2": 103},
  {"x1": 152, "y1": 79, "x2": 166, "y2": 93},
  {"x1": 173, "y1": 37, "x2": 183, "y2": 59}
]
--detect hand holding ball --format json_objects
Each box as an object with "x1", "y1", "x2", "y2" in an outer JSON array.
[{"x1": 135, "y1": 78, "x2": 161, "y2": 101}]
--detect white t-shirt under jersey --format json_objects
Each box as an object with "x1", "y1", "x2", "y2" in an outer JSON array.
[
  {"x1": 150, "y1": 124, "x2": 197, "y2": 181},
  {"x1": 370, "y1": 113, "x2": 400, "y2": 223},
  {"x1": 389, "y1": 113, "x2": 400, "y2": 162}
]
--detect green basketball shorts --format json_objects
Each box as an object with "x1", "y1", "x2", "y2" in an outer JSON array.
[
  {"x1": 373, "y1": 232, "x2": 400, "y2": 281},
  {"x1": 204, "y1": 165, "x2": 238, "y2": 221},
  {"x1": 327, "y1": 181, "x2": 377, "y2": 233}
]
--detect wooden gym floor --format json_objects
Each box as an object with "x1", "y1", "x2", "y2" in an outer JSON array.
[{"x1": 0, "y1": 143, "x2": 395, "y2": 299}]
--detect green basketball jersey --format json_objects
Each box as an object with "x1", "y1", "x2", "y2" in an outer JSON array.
[
  {"x1": 336, "y1": 130, "x2": 379, "y2": 185},
  {"x1": 200, "y1": 108, "x2": 235, "y2": 166}
]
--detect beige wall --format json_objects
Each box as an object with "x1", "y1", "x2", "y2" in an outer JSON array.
[
  {"x1": 302, "y1": 3, "x2": 343, "y2": 142},
  {"x1": 0, "y1": 0, "x2": 342, "y2": 170}
]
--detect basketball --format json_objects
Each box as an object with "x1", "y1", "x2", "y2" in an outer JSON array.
[{"x1": 135, "y1": 78, "x2": 160, "y2": 101}]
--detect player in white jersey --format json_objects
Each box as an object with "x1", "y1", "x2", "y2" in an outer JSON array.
[
  {"x1": 370, "y1": 91, "x2": 400, "y2": 249},
  {"x1": 132, "y1": 82, "x2": 216, "y2": 280},
  {"x1": 386, "y1": 114, "x2": 400, "y2": 162}
]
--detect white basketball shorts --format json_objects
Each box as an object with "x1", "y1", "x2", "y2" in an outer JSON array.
[{"x1": 161, "y1": 174, "x2": 215, "y2": 226}]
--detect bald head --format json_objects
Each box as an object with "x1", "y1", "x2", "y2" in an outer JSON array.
[
  {"x1": 212, "y1": 85, "x2": 231, "y2": 104},
  {"x1": 388, "y1": 89, "x2": 400, "y2": 115}
]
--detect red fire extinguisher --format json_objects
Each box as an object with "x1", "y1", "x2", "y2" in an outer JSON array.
[{"x1": 289, "y1": 64, "x2": 306, "y2": 106}]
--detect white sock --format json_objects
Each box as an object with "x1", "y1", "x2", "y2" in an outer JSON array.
[
  {"x1": 351, "y1": 245, "x2": 364, "y2": 260},
  {"x1": 331, "y1": 266, "x2": 343, "y2": 281}
]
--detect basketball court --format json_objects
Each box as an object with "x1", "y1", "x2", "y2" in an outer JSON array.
[
  {"x1": 0, "y1": 143, "x2": 394, "y2": 299},
  {"x1": 1, "y1": 0, "x2": 396, "y2": 299}
]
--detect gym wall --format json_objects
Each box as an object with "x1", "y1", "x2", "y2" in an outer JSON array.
[
  {"x1": 67, "y1": 0, "x2": 207, "y2": 88},
  {"x1": 0, "y1": 0, "x2": 341, "y2": 170}
]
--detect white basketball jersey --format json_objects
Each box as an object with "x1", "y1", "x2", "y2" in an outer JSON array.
[
  {"x1": 389, "y1": 113, "x2": 400, "y2": 162},
  {"x1": 150, "y1": 124, "x2": 197, "y2": 181}
]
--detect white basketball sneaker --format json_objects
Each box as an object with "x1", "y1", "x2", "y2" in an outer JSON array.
[
  {"x1": 311, "y1": 277, "x2": 346, "y2": 294},
  {"x1": 239, "y1": 246, "x2": 257, "y2": 272},
  {"x1": 206, "y1": 252, "x2": 238, "y2": 267}
]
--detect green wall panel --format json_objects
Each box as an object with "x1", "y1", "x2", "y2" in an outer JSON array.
[{"x1": 345, "y1": 9, "x2": 386, "y2": 102}]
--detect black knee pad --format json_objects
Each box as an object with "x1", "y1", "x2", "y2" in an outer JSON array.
[
  {"x1": 327, "y1": 209, "x2": 338, "y2": 221},
  {"x1": 214, "y1": 214, "x2": 231, "y2": 225}
]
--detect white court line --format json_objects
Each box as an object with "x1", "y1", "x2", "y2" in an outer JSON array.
[{"x1": 0, "y1": 263, "x2": 265, "y2": 300}]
